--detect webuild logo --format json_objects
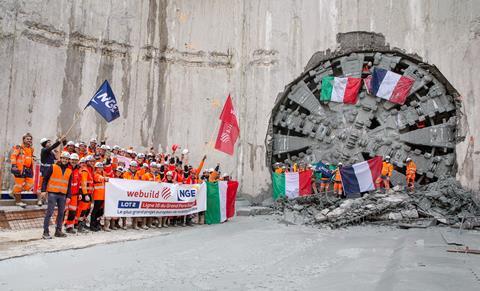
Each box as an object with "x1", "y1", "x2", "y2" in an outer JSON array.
[{"x1": 177, "y1": 188, "x2": 196, "y2": 201}]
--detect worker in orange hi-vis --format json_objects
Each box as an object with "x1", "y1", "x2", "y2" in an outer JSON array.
[
  {"x1": 10, "y1": 133, "x2": 35, "y2": 208},
  {"x1": 375, "y1": 156, "x2": 394, "y2": 192},
  {"x1": 333, "y1": 163, "x2": 344, "y2": 198},
  {"x1": 405, "y1": 157, "x2": 417, "y2": 191}
]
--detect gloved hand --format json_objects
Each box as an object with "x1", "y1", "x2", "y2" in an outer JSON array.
[
  {"x1": 85, "y1": 195, "x2": 90, "y2": 202},
  {"x1": 78, "y1": 194, "x2": 83, "y2": 201}
]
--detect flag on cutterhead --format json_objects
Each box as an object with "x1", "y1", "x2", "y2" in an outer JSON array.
[
  {"x1": 214, "y1": 95, "x2": 240, "y2": 155},
  {"x1": 314, "y1": 162, "x2": 333, "y2": 179},
  {"x1": 370, "y1": 68, "x2": 414, "y2": 104},
  {"x1": 85, "y1": 80, "x2": 120, "y2": 122},
  {"x1": 320, "y1": 76, "x2": 361, "y2": 104},
  {"x1": 340, "y1": 156, "x2": 382, "y2": 198}
]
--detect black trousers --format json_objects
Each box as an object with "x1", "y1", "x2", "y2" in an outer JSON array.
[{"x1": 90, "y1": 200, "x2": 104, "y2": 227}]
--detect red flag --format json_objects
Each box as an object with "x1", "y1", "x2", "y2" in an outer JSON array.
[{"x1": 215, "y1": 95, "x2": 240, "y2": 155}]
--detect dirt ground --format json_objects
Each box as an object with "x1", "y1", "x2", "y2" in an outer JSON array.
[{"x1": 0, "y1": 216, "x2": 479, "y2": 290}]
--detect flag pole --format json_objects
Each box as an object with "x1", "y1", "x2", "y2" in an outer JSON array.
[{"x1": 63, "y1": 108, "x2": 86, "y2": 138}]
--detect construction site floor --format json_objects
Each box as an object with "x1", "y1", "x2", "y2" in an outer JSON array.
[{"x1": 0, "y1": 216, "x2": 479, "y2": 290}]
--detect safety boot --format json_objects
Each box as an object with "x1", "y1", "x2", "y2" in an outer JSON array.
[{"x1": 103, "y1": 219, "x2": 111, "y2": 232}]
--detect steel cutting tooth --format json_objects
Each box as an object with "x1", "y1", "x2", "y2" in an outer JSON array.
[
  {"x1": 287, "y1": 81, "x2": 324, "y2": 115},
  {"x1": 272, "y1": 134, "x2": 316, "y2": 155}
]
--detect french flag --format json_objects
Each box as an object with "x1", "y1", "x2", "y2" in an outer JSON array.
[
  {"x1": 371, "y1": 68, "x2": 415, "y2": 104},
  {"x1": 340, "y1": 156, "x2": 383, "y2": 197}
]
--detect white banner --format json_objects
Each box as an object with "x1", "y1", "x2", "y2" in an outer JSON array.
[{"x1": 105, "y1": 178, "x2": 206, "y2": 217}]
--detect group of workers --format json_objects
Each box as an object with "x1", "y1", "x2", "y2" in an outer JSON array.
[
  {"x1": 273, "y1": 155, "x2": 418, "y2": 197},
  {"x1": 9, "y1": 133, "x2": 230, "y2": 239}
]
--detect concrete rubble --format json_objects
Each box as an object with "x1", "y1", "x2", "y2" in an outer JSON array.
[{"x1": 274, "y1": 177, "x2": 480, "y2": 229}]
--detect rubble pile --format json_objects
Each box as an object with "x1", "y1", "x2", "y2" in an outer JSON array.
[{"x1": 274, "y1": 178, "x2": 480, "y2": 229}]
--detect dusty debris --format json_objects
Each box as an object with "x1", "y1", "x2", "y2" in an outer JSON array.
[{"x1": 274, "y1": 178, "x2": 480, "y2": 229}]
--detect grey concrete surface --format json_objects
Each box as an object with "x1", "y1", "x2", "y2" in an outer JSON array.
[
  {"x1": 0, "y1": 216, "x2": 479, "y2": 290},
  {"x1": 1, "y1": 1, "x2": 480, "y2": 201}
]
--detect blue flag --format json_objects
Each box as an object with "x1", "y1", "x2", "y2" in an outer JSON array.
[
  {"x1": 85, "y1": 80, "x2": 120, "y2": 122},
  {"x1": 314, "y1": 162, "x2": 333, "y2": 179}
]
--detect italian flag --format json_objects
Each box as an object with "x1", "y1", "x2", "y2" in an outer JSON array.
[
  {"x1": 320, "y1": 76, "x2": 361, "y2": 104},
  {"x1": 272, "y1": 170, "x2": 313, "y2": 200},
  {"x1": 206, "y1": 181, "x2": 239, "y2": 224}
]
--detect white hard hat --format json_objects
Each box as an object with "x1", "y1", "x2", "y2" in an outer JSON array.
[
  {"x1": 130, "y1": 161, "x2": 138, "y2": 167},
  {"x1": 79, "y1": 157, "x2": 86, "y2": 163},
  {"x1": 60, "y1": 151, "x2": 70, "y2": 159},
  {"x1": 85, "y1": 155, "x2": 94, "y2": 162},
  {"x1": 406, "y1": 157, "x2": 412, "y2": 162},
  {"x1": 40, "y1": 138, "x2": 50, "y2": 144},
  {"x1": 150, "y1": 162, "x2": 157, "y2": 168},
  {"x1": 90, "y1": 138, "x2": 97, "y2": 143},
  {"x1": 338, "y1": 162, "x2": 343, "y2": 166},
  {"x1": 166, "y1": 171, "x2": 173, "y2": 176},
  {"x1": 222, "y1": 173, "x2": 229, "y2": 178},
  {"x1": 155, "y1": 163, "x2": 162, "y2": 168},
  {"x1": 78, "y1": 141, "x2": 86, "y2": 146},
  {"x1": 208, "y1": 168, "x2": 214, "y2": 172},
  {"x1": 385, "y1": 155, "x2": 391, "y2": 159},
  {"x1": 66, "y1": 141, "x2": 75, "y2": 146},
  {"x1": 95, "y1": 162, "x2": 103, "y2": 168},
  {"x1": 116, "y1": 166, "x2": 124, "y2": 172},
  {"x1": 182, "y1": 149, "x2": 189, "y2": 155},
  {"x1": 126, "y1": 149, "x2": 133, "y2": 154},
  {"x1": 75, "y1": 143, "x2": 80, "y2": 147},
  {"x1": 137, "y1": 153, "x2": 145, "y2": 158},
  {"x1": 142, "y1": 163, "x2": 149, "y2": 168},
  {"x1": 100, "y1": 145, "x2": 108, "y2": 150},
  {"x1": 70, "y1": 153, "x2": 79, "y2": 160},
  {"x1": 113, "y1": 145, "x2": 120, "y2": 150}
]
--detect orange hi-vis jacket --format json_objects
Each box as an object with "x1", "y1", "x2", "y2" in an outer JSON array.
[
  {"x1": 46, "y1": 164, "x2": 72, "y2": 194},
  {"x1": 80, "y1": 166, "x2": 94, "y2": 195},
  {"x1": 70, "y1": 166, "x2": 81, "y2": 195},
  {"x1": 334, "y1": 169, "x2": 342, "y2": 183},
  {"x1": 123, "y1": 170, "x2": 138, "y2": 180},
  {"x1": 136, "y1": 168, "x2": 146, "y2": 177},
  {"x1": 10, "y1": 144, "x2": 34, "y2": 172},
  {"x1": 141, "y1": 172, "x2": 161, "y2": 182},
  {"x1": 406, "y1": 161, "x2": 417, "y2": 177},
  {"x1": 93, "y1": 172, "x2": 106, "y2": 201},
  {"x1": 381, "y1": 162, "x2": 394, "y2": 177}
]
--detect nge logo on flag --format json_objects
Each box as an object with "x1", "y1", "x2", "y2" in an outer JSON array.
[{"x1": 86, "y1": 80, "x2": 120, "y2": 122}]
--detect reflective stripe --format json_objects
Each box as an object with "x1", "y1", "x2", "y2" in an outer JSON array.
[{"x1": 94, "y1": 185, "x2": 105, "y2": 190}]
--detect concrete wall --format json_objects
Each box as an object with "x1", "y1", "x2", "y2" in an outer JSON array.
[{"x1": 1, "y1": 0, "x2": 479, "y2": 202}]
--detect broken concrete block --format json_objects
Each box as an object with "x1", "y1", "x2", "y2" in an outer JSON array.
[{"x1": 401, "y1": 209, "x2": 419, "y2": 219}]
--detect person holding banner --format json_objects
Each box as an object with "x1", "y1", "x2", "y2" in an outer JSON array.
[{"x1": 91, "y1": 162, "x2": 108, "y2": 231}]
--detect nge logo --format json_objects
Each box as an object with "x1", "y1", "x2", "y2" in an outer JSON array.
[{"x1": 177, "y1": 189, "x2": 196, "y2": 201}]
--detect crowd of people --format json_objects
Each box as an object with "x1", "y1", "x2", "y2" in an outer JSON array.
[
  {"x1": 272, "y1": 155, "x2": 417, "y2": 197},
  {"x1": 9, "y1": 133, "x2": 231, "y2": 239}
]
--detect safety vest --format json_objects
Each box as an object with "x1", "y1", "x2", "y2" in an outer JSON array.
[
  {"x1": 334, "y1": 169, "x2": 342, "y2": 182},
  {"x1": 123, "y1": 171, "x2": 138, "y2": 180},
  {"x1": 46, "y1": 164, "x2": 72, "y2": 194},
  {"x1": 141, "y1": 172, "x2": 153, "y2": 181},
  {"x1": 93, "y1": 172, "x2": 106, "y2": 201},
  {"x1": 381, "y1": 162, "x2": 393, "y2": 177},
  {"x1": 406, "y1": 161, "x2": 417, "y2": 176},
  {"x1": 10, "y1": 145, "x2": 34, "y2": 171},
  {"x1": 80, "y1": 166, "x2": 94, "y2": 194},
  {"x1": 70, "y1": 167, "x2": 81, "y2": 195}
]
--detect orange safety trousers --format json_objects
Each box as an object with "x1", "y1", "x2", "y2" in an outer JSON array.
[
  {"x1": 334, "y1": 182, "x2": 343, "y2": 193},
  {"x1": 12, "y1": 176, "x2": 34, "y2": 193},
  {"x1": 76, "y1": 200, "x2": 91, "y2": 221},
  {"x1": 65, "y1": 195, "x2": 78, "y2": 228}
]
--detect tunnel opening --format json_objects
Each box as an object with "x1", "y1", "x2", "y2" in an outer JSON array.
[{"x1": 266, "y1": 32, "x2": 463, "y2": 187}]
